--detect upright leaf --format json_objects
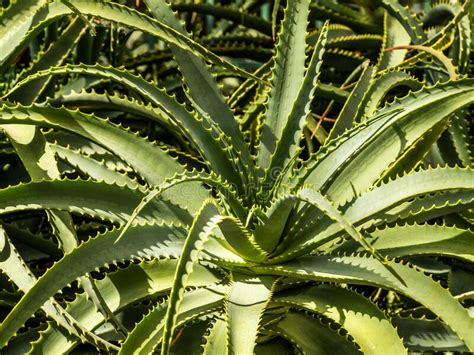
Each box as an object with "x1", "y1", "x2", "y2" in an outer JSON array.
[
  {"x1": 144, "y1": 0, "x2": 254, "y2": 181},
  {"x1": 225, "y1": 275, "x2": 276, "y2": 355},
  {"x1": 258, "y1": 0, "x2": 310, "y2": 172}
]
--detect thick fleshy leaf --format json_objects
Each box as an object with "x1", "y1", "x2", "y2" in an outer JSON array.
[
  {"x1": 257, "y1": 0, "x2": 310, "y2": 171},
  {"x1": 6, "y1": 18, "x2": 86, "y2": 103},
  {"x1": 393, "y1": 317, "x2": 469, "y2": 352},
  {"x1": 0, "y1": 227, "x2": 118, "y2": 352},
  {"x1": 8, "y1": 64, "x2": 240, "y2": 195},
  {"x1": 161, "y1": 200, "x2": 221, "y2": 355},
  {"x1": 256, "y1": 255, "x2": 474, "y2": 351},
  {"x1": 0, "y1": 103, "x2": 207, "y2": 212},
  {"x1": 226, "y1": 275, "x2": 276, "y2": 355},
  {"x1": 202, "y1": 317, "x2": 227, "y2": 355},
  {"x1": 0, "y1": 0, "x2": 256, "y2": 80},
  {"x1": 0, "y1": 222, "x2": 187, "y2": 348},
  {"x1": 344, "y1": 224, "x2": 474, "y2": 263},
  {"x1": 264, "y1": 22, "x2": 329, "y2": 183},
  {"x1": 301, "y1": 79, "x2": 474, "y2": 205},
  {"x1": 254, "y1": 195, "x2": 298, "y2": 253},
  {"x1": 343, "y1": 167, "x2": 474, "y2": 228},
  {"x1": 281, "y1": 167, "x2": 474, "y2": 260},
  {"x1": 119, "y1": 285, "x2": 226, "y2": 355},
  {"x1": 144, "y1": 0, "x2": 254, "y2": 181},
  {"x1": 328, "y1": 62, "x2": 374, "y2": 139},
  {"x1": 267, "y1": 311, "x2": 359, "y2": 354},
  {"x1": 273, "y1": 285, "x2": 406, "y2": 354},
  {"x1": 30, "y1": 259, "x2": 220, "y2": 354},
  {"x1": 0, "y1": 179, "x2": 190, "y2": 225}
]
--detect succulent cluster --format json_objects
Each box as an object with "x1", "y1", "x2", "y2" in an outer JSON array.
[{"x1": 0, "y1": 0, "x2": 473, "y2": 354}]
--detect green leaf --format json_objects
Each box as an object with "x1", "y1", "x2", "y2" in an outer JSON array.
[
  {"x1": 282, "y1": 167, "x2": 474, "y2": 260},
  {"x1": 51, "y1": 144, "x2": 139, "y2": 189},
  {"x1": 119, "y1": 285, "x2": 226, "y2": 355},
  {"x1": 0, "y1": 0, "x2": 48, "y2": 71},
  {"x1": 0, "y1": 226, "x2": 118, "y2": 352},
  {"x1": 6, "y1": 18, "x2": 86, "y2": 104},
  {"x1": 2, "y1": 223, "x2": 60, "y2": 258},
  {"x1": 267, "y1": 311, "x2": 359, "y2": 354},
  {"x1": 202, "y1": 317, "x2": 227, "y2": 355},
  {"x1": 60, "y1": 0, "x2": 96, "y2": 36},
  {"x1": 343, "y1": 167, "x2": 474, "y2": 229},
  {"x1": 170, "y1": 2, "x2": 272, "y2": 36},
  {"x1": 257, "y1": 0, "x2": 310, "y2": 172},
  {"x1": 33, "y1": 259, "x2": 221, "y2": 354},
  {"x1": 303, "y1": 79, "x2": 474, "y2": 205},
  {"x1": 1, "y1": 125, "x2": 60, "y2": 181},
  {"x1": 45, "y1": 89, "x2": 175, "y2": 133},
  {"x1": 8, "y1": 64, "x2": 243, "y2": 196},
  {"x1": 0, "y1": 179, "x2": 189, "y2": 225},
  {"x1": 297, "y1": 186, "x2": 406, "y2": 285},
  {"x1": 437, "y1": 113, "x2": 472, "y2": 167},
  {"x1": 393, "y1": 317, "x2": 468, "y2": 352},
  {"x1": 116, "y1": 170, "x2": 246, "y2": 243},
  {"x1": 386, "y1": 45, "x2": 458, "y2": 80},
  {"x1": 0, "y1": 103, "x2": 207, "y2": 212},
  {"x1": 378, "y1": 12, "x2": 411, "y2": 70},
  {"x1": 256, "y1": 255, "x2": 474, "y2": 351},
  {"x1": 359, "y1": 70, "x2": 423, "y2": 119},
  {"x1": 254, "y1": 195, "x2": 298, "y2": 253},
  {"x1": 0, "y1": 0, "x2": 257, "y2": 80},
  {"x1": 144, "y1": 0, "x2": 254, "y2": 183},
  {"x1": 371, "y1": 0, "x2": 426, "y2": 43},
  {"x1": 266, "y1": 22, "x2": 329, "y2": 186},
  {"x1": 3, "y1": 21, "x2": 130, "y2": 334},
  {"x1": 356, "y1": 224, "x2": 474, "y2": 263},
  {"x1": 226, "y1": 275, "x2": 276, "y2": 355},
  {"x1": 217, "y1": 217, "x2": 267, "y2": 262},
  {"x1": 273, "y1": 285, "x2": 407, "y2": 354},
  {"x1": 161, "y1": 200, "x2": 221, "y2": 355},
  {"x1": 382, "y1": 189, "x2": 474, "y2": 225},
  {"x1": 328, "y1": 61, "x2": 374, "y2": 139},
  {"x1": 449, "y1": 267, "x2": 474, "y2": 297},
  {"x1": 310, "y1": 0, "x2": 378, "y2": 33},
  {"x1": 0, "y1": 222, "x2": 187, "y2": 348}
]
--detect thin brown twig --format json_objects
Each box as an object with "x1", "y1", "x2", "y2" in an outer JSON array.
[
  {"x1": 310, "y1": 80, "x2": 357, "y2": 139},
  {"x1": 310, "y1": 103, "x2": 333, "y2": 138},
  {"x1": 171, "y1": 329, "x2": 184, "y2": 347}
]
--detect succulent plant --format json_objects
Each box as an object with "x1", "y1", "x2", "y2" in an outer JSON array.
[{"x1": 0, "y1": 0, "x2": 473, "y2": 354}]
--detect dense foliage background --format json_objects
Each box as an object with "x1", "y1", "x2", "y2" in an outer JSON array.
[{"x1": 0, "y1": 0, "x2": 473, "y2": 353}]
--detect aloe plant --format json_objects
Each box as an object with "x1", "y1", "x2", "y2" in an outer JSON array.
[{"x1": 0, "y1": 0, "x2": 473, "y2": 354}]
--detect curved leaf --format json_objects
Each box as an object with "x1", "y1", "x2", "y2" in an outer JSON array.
[
  {"x1": 267, "y1": 311, "x2": 359, "y2": 354},
  {"x1": 280, "y1": 167, "x2": 474, "y2": 260},
  {"x1": 0, "y1": 179, "x2": 189, "y2": 225},
  {"x1": 256, "y1": 255, "x2": 474, "y2": 351},
  {"x1": 273, "y1": 285, "x2": 406, "y2": 354},
  {"x1": 354, "y1": 224, "x2": 474, "y2": 263},
  {"x1": 257, "y1": 0, "x2": 310, "y2": 172},
  {"x1": 265, "y1": 22, "x2": 329, "y2": 184},
  {"x1": 0, "y1": 0, "x2": 257, "y2": 80},
  {"x1": 225, "y1": 275, "x2": 276, "y2": 355},
  {"x1": 302, "y1": 79, "x2": 474, "y2": 205},
  {"x1": 0, "y1": 222, "x2": 188, "y2": 348},
  {"x1": 119, "y1": 285, "x2": 226, "y2": 355},
  {"x1": 144, "y1": 0, "x2": 254, "y2": 183},
  {"x1": 0, "y1": 103, "x2": 207, "y2": 212},
  {"x1": 32, "y1": 259, "x2": 221, "y2": 354},
  {"x1": 0, "y1": 227, "x2": 118, "y2": 352},
  {"x1": 343, "y1": 167, "x2": 474, "y2": 228},
  {"x1": 393, "y1": 317, "x2": 469, "y2": 352},
  {"x1": 161, "y1": 200, "x2": 221, "y2": 355}
]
